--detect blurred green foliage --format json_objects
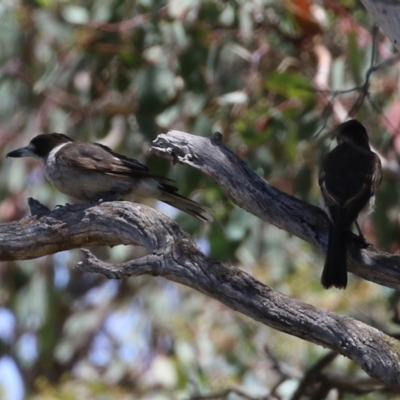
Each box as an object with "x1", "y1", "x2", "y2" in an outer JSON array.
[{"x1": 0, "y1": 0, "x2": 400, "y2": 399}]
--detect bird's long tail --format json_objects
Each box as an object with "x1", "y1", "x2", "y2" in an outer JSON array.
[
  {"x1": 321, "y1": 225, "x2": 348, "y2": 289},
  {"x1": 157, "y1": 183, "x2": 213, "y2": 223}
]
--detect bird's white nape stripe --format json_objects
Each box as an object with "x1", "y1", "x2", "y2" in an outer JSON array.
[
  {"x1": 47, "y1": 142, "x2": 69, "y2": 163},
  {"x1": 46, "y1": 143, "x2": 69, "y2": 167}
]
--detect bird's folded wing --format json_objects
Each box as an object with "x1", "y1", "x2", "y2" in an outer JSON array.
[
  {"x1": 56, "y1": 142, "x2": 162, "y2": 179},
  {"x1": 319, "y1": 179, "x2": 340, "y2": 206}
]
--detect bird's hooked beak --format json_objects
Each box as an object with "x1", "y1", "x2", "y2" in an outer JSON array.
[{"x1": 6, "y1": 146, "x2": 34, "y2": 158}]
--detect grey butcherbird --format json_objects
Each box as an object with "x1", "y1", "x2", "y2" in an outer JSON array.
[
  {"x1": 7, "y1": 133, "x2": 212, "y2": 222},
  {"x1": 319, "y1": 120, "x2": 382, "y2": 289}
]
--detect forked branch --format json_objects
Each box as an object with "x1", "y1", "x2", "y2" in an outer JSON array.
[{"x1": 1, "y1": 131, "x2": 400, "y2": 388}]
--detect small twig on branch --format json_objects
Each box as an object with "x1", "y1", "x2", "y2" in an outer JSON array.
[
  {"x1": 264, "y1": 345, "x2": 299, "y2": 396},
  {"x1": 348, "y1": 24, "x2": 380, "y2": 117},
  {"x1": 290, "y1": 352, "x2": 338, "y2": 400},
  {"x1": 264, "y1": 345, "x2": 299, "y2": 381}
]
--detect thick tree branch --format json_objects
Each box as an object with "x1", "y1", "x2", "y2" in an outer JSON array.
[
  {"x1": 78, "y1": 234, "x2": 400, "y2": 388},
  {"x1": 2, "y1": 130, "x2": 400, "y2": 388},
  {"x1": 151, "y1": 130, "x2": 400, "y2": 289},
  {"x1": 0, "y1": 198, "x2": 187, "y2": 261},
  {"x1": 1, "y1": 199, "x2": 400, "y2": 388},
  {"x1": 10, "y1": 197, "x2": 396, "y2": 387}
]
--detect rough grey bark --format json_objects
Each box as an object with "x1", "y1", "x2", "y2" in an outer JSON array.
[
  {"x1": 1, "y1": 131, "x2": 400, "y2": 389},
  {"x1": 1, "y1": 199, "x2": 399, "y2": 389},
  {"x1": 152, "y1": 131, "x2": 400, "y2": 289}
]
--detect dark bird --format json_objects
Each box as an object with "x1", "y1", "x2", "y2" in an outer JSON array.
[
  {"x1": 7, "y1": 133, "x2": 212, "y2": 222},
  {"x1": 318, "y1": 120, "x2": 382, "y2": 289}
]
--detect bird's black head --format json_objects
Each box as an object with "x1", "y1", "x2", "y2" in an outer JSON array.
[
  {"x1": 335, "y1": 119, "x2": 370, "y2": 148},
  {"x1": 7, "y1": 133, "x2": 73, "y2": 159}
]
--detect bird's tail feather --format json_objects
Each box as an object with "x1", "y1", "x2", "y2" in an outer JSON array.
[
  {"x1": 158, "y1": 185, "x2": 213, "y2": 223},
  {"x1": 321, "y1": 225, "x2": 348, "y2": 289}
]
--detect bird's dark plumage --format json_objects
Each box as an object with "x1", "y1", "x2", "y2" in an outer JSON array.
[
  {"x1": 318, "y1": 120, "x2": 381, "y2": 289},
  {"x1": 7, "y1": 133, "x2": 212, "y2": 222}
]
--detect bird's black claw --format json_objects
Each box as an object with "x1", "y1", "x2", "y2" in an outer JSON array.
[
  {"x1": 354, "y1": 234, "x2": 371, "y2": 249},
  {"x1": 97, "y1": 194, "x2": 118, "y2": 203},
  {"x1": 54, "y1": 203, "x2": 71, "y2": 210}
]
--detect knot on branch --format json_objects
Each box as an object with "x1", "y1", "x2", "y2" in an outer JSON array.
[
  {"x1": 211, "y1": 131, "x2": 223, "y2": 143},
  {"x1": 151, "y1": 131, "x2": 205, "y2": 167}
]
